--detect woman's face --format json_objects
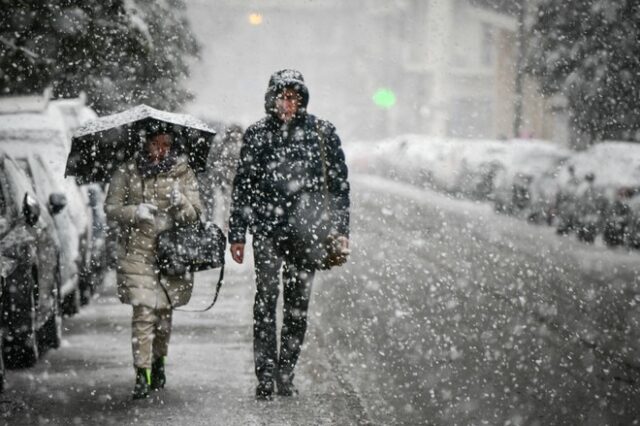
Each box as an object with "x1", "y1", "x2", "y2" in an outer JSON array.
[{"x1": 146, "y1": 133, "x2": 172, "y2": 163}]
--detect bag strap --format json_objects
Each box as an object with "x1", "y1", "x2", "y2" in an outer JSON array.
[
  {"x1": 316, "y1": 120, "x2": 330, "y2": 213},
  {"x1": 140, "y1": 172, "x2": 146, "y2": 203},
  {"x1": 158, "y1": 265, "x2": 225, "y2": 313},
  {"x1": 146, "y1": 170, "x2": 225, "y2": 313}
]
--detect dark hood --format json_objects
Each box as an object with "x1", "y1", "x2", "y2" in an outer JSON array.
[{"x1": 264, "y1": 69, "x2": 309, "y2": 117}]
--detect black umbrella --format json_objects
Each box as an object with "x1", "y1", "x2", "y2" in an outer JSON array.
[{"x1": 65, "y1": 104, "x2": 216, "y2": 184}]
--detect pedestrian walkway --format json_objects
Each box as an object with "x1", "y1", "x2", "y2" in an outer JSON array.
[{"x1": 1, "y1": 258, "x2": 369, "y2": 425}]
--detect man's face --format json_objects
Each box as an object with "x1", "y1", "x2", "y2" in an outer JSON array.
[
  {"x1": 275, "y1": 87, "x2": 301, "y2": 122},
  {"x1": 146, "y1": 133, "x2": 172, "y2": 163}
]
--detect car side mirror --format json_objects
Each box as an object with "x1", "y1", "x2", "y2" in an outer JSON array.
[
  {"x1": 23, "y1": 193, "x2": 40, "y2": 226},
  {"x1": 49, "y1": 192, "x2": 67, "y2": 215}
]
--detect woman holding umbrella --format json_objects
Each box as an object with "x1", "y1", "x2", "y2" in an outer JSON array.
[{"x1": 105, "y1": 127, "x2": 202, "y2": 399}]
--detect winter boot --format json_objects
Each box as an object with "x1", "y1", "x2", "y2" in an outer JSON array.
[
  {"x1": 132, "y1": 368, "x2": 151, "y2": 400},
  {"x1": 276, "y1": 380, "x2": 298, "y2": 397},
  {"x1": 276, "y1": 367, "x2": 298, "y2": 396},
  {"x1": 151, "y1": 357, "x2": 166, "y2": 390},
  {"x1": 255, "y1": 380, "x2": 274, "y2": 401},
  {"x1": 276, "y1": 373, "x2": 298, "y2": 397}
]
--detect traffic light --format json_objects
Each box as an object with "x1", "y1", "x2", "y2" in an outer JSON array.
[{"x1": 373, "y1": 88, "x2": 396, "y2": 109}]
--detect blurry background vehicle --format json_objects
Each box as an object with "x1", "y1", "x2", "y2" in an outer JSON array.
[
  {"x1": 554, "y1": 165, "x2": 580, "y2": 235},
  {"x1": 473, "y1": 160, "x2": 503, "y2": 201},
  {"x1": 526, "y1": 170, "x2": 559, "y2": 225},
  {"x1": 345, "y1": 136, "x2": 640, "y2": 250},
  {"x1": 0, "y1": 151, "x2": 62, "y2": 370},
  {"x1": 602, "y1": 188, "x2": 632, "y2": 247},
  {"x1": 574, "y1": 173, "x2": 607, "y2": 243},
  {"x1": 625, "y1": 191, "x2": 640, "y2": 249}
]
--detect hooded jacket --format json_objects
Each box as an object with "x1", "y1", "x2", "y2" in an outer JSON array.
[
  {"x1": 105, "y1": 155, "x2": 202, "y2": 309},
  {"x1": 229, "y1": 69, "x2": 350, "y2": 244}
]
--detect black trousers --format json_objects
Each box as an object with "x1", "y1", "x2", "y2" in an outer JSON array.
[{"x1": 252, "y1": 234, "x2": 315, "y2": 385}]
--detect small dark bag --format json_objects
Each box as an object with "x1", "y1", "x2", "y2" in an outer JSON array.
[
  {"x1": 156, "y1": 221, "x2": 226, "y2": 276},
  {"x1": 272, "y1": 123, "x2": 348, "y2": 271},
  {"x1": 273, "y1": 223, "x2": 347, "y2": 270}
]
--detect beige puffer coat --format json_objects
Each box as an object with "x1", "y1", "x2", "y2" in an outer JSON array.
[{"x1": 105, "y1": 156, "x2": 202, "y2": 309}]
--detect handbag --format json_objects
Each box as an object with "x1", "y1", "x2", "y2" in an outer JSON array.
[
  {"x1": 274, "y1": 224, "x2": 348, "y2": 270},
  {"x1": 273, "y1": 123, "x2": 349, "y2": 270},
  {"x1": 156, "y1": 220, "x2": 226, "y2": 276},
  {"x1": 138, "y1": 176, "x2": 226, "y2": 313}
]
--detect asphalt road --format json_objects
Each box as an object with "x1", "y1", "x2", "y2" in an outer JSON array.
[
  {"x1": 3, "y1": 174, "x2": 640, "y2": 425},
  {"x1": 312, "y1": 175, "x2": 640, "y2": 425},
  {"x1": 1, "y1": 265, "x2": 367, "y2": 425}
]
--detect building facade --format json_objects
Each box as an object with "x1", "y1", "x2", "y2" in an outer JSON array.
[
  {"x1": 389, "y1": 0, "x2": 567, "y2": 142},
  {"x1": 186, "y1": 0, "x2": 567, "y2": 143}
]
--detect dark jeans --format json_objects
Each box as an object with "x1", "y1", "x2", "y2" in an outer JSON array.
[{"x1": 252, "y1": 234, "x2": 315, "y2": 385}]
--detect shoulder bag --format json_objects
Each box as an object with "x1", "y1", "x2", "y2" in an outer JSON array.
[{"x1": 273, "y1": 122, "x2": 349, "y2": 270}]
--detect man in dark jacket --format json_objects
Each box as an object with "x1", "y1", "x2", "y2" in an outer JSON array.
[{"x1": 229, "y1": 69, "x2": 350, "y2": 400}]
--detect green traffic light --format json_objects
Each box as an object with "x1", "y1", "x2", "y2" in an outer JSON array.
[{"x1": 373, "y1": 88, "x2": 396, "y2": 109}]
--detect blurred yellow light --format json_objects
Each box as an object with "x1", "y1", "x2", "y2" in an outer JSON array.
[{"x1": 249, "y1": 13, "x2": 263, "y2": 25}]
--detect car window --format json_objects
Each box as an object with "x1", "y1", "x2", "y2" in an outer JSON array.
[
  {"x1": 16, "y1": 156, "x2": 51, "y2": 205},
  {"x1": 16, "y1": 159, "x2": 32, "y2": 183},
  {"x1": 14, "y1": 158, "x2": 27, "y2": 169},
  {"x1": 3, "y1": 156, "x2": 33, "y2": 209},
  {"x1": 33, "y1": 155, "x2": 61, "y2": 196}
]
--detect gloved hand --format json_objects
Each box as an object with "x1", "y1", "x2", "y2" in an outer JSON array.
[
  {"x1": 135, "y1": 203, "x2": 157, "y2": 224},
  {"x1": 335, "y1": 235, "x2": 351, "y2": 255},
  {"x1": 169, "y1": 183, "x2": 184, "y2": 208}
]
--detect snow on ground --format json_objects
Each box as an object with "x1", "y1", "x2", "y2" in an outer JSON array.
[
  {"x1": 318, "y1": 174, "x2": 640, "y2": 424},
  {"x1": 344, "y1": 135, "x2": 640, "y2": 248},
  {"x1": 351, "y1": 173, "x2": 640, "y2": 269},
  {"x1": 345, "y1": 135, "x2": 640, "y2": 198}
]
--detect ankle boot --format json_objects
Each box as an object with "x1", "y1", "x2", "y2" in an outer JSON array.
[
  {"x1": 255, "y1": 380, "x2": 274, "y2": 401},
  {"x1": 276, "y1": 372, "x2": 298, "y2": 397},
  {"x1": 132, "y1": 367, "x2": 151, "y2": 400},
  {"x1": 151, "y1": 357, "x2": 166, "y2": 390}
]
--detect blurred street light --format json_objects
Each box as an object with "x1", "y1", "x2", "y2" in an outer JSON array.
[{"x1": 248, "y1": 13, "x2": 263, "y2": 25}]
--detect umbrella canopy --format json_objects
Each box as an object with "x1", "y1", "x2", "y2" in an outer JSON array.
[{"x1": 65, "y1": 104, "x2": 216, "y2": 184}]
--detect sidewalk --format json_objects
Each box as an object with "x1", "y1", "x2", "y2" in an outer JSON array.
[{"x1": 1, "y1": 258, "x2": 369, "y2": 425}]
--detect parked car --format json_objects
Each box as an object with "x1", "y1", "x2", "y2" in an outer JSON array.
[
  {"x1": 0, "y1": 254, "x2": 16, "y2": 391},
  {"x1": 51, "y1": 97, "x2": 109, "y2": 298},
  {"x1": 3, "y1": 150, "x2": 81, "y2": 315},
  {"x1": 0, "y1": 95, "x2": 99, "y2": 308},
  {"x1": 0, "y1": 151, "x2": 63, "y2": 370},
  {"x1": 574, "y1": 174, "x2": 609, "y2": 243},
  {"x1": 625, "y1": 193, "x2": 640, "y2": 249},
  {"x1": 602, "y1": 191, "x2": 632, "y2": 247}
]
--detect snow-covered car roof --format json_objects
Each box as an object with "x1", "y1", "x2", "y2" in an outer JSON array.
[{"x1": 567, "y1": 142, "x2": 640, "y2": 189}]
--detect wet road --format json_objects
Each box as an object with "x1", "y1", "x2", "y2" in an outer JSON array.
[
  {"x1": 312, "y1": 175, "x2": 640, "y2": 425},
  {"x1": 3, "y1": 174, "x2": 640, "y2": 425},
  {"x1": 1, "y1": 267, "x2": 366, "y2": 425}
]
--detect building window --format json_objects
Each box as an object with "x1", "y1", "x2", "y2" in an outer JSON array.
[
  {"x1": 481, "y1": 23, "x2": 494, "y2": 67},
  {"x1": 449, "y1": 97, "x2": 493, "y2": 138},
  {"x1": 405, "y1": 0, "x2": 429, "y2": 65}
]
